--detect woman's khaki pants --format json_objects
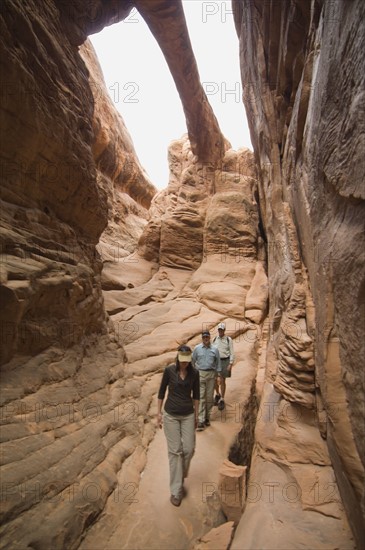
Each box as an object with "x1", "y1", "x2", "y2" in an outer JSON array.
[{"x1": 163, "y1": 411, "x2": 196, "y2": 498}]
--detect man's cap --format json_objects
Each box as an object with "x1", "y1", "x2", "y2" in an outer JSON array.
[
  {"x1": 178, "y1": 352, "x2": 192, "y2": 362},
  {"x1": 218, "y1": 322, "x2": 226, "y2": 330},
  {"x1": 202, "y1": 330, "x2": 210, "y2": 337}
]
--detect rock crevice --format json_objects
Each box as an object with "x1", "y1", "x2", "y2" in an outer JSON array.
[{"x1": 0, "y1": 0, "x2": 363, "y2": 548}]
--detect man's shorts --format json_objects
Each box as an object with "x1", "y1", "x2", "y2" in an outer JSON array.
[{"x1": 219, "y1": 357, "x2": 231, "y2": 378}]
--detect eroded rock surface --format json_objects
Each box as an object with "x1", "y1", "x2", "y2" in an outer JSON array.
[
  {"x1": 232, "y1": 0, "x2": 365, "y2": 547},
  {"x1": 103, "y1": 138, "x2": 263, "y2": 371},
  {"x1": 0, "y1": 2, "x2": 261, "y2": 546},
  {"x1": 57, "y1": 0, "x2": 228, "y2": 164},
  {"x1": 0, "y1": 2, "x2": 155, "y2": 547},
  {"x1": 0, "y1": 0, "x2": 363, "y2": 548},
  {"x1": 1, "y1": 3, "x2": 107, "y2": 366}
]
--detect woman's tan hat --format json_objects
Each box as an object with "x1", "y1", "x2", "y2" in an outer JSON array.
[{"x1": 178, "y1": 352, "x2": 192, "y2": 362}]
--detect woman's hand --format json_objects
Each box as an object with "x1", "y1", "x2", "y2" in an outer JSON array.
[{"x1": 157, "y1": 412, "x2": 163, "y2": 429}]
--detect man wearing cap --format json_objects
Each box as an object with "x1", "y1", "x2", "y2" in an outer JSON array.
[
  {"x1": 212, "y1": 323, "x2": 234, "y2": 411},
  {"x1": 192, "y1": 331, "x2": 221, "y2": 431}
]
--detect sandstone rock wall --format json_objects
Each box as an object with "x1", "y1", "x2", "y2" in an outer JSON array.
[
  {"x1": 0, "y1": 1, "x2": 155, "y2": 547},
  {"x1": 139, "y1": 137, "x2": 258, "y2": 269},
  {"x1": 1, "y1": 0, "x2": 107, "y2": 365},
  {"x1": 0, "y1": 0, "x2": 155, "y2": 362},
  {"x1": 1, "y1": 0, "x2": 363, "y2": 547},
  {"x1": 79, "y1": 40, "x2": 156, "y2": 267},
  {"x1": 233, "y1": 0, "x2": 365, "y2": 546},
  {"x1": 103, "y1": 135, "x2": 263, "y2": 327}
]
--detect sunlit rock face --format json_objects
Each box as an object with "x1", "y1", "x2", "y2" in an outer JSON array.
[
  {"x1": 139, "y1": 137, "x2": 259, "y2": 272},
  {"x1": 0, "y1": 2, "x2": 107, "y2": 366},
  {"x1": 0, "y1": 2, "x2": 155, "y2": 547},
  {"x1": 0, "y1": 0, "x2": 363, "y2": 548},
  {"x1": 103, "y1": 136, "x2": 264, "y2": 335},
  {"x1": 79, "y1": 40, "x2": 156, "y2": 279},
  {"x1": 233, "y1": 0, "x2": 365, "y2": 546}
]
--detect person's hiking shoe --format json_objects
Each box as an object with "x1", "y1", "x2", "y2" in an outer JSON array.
[
  {"x1": 214, "y1": 394, "x2": 221, "y2": 406},
  {"x1": 218, "y1": 399, "x2": 225, "y2": 411},
  {"x1": 196, "y1": 422, "x2": 205, "y2": 431},
  {"x1": 204, "y1": 419, "x2": 210, "y2": 427},
  {"x1": 170, "y1": 494, "x2": 182, "y2": 506}
]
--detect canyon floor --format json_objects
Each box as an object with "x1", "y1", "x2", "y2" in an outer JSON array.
[{"x1": 79, "y1": 335, "x2": 257, "y2": 550}]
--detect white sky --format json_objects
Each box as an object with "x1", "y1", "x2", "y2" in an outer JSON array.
[{"x1": 89, "y1": 0, "x2": 252, "y2": 190}]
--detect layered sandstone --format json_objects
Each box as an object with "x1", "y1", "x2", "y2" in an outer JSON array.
[
  {"x1": 1, "y1": 1, "x2": 107, "y2": 365},
  {"x1": 102, "y1": 136, "x2": 263, "y2": 358},
  {"x1": 0, "y1": 2, "x2": 155, "y2": 547},
  {"x1": 0, "y1": 0, "x2": 363, "y2": 548},
  {"x1": 232, "y1": 0, "x2": 365, "y2": 547},
  {"x1": 0, "y1": 0, "x2": 257, "y2": 546}
]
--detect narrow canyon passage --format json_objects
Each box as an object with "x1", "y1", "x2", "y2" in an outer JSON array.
[
  {"x1": 79, "y1": 337, "x2": 257, "y2": 549},
  {"x1": 1, "y1": 0, "x2": 364, "y2": 548}
]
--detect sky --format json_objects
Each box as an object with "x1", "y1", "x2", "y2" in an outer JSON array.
[{"x1": 89, "y1": 0, "x2": 252, "y2": 190}]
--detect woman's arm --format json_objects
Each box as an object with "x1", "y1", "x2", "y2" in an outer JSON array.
[
  {"x1": 157, "y1": 368, "x2": 169, "y2": 428},
  {"x1": 193, "y1": 399, "x2": 199, "y2": 428},
  {"x1": 157, "y1": 398, "x2": 163, "y2": 429},
  {"x1": 193, "y1": 370, "x2": 200, "y2": 427}
]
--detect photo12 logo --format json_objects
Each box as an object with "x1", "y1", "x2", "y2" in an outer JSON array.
[
  {"x1": 88, "y1": 81, "x2": 140, "y2": 104},
  {"x1": 201, "y1": 1, "x2": 234, "y2": 23},
  {"x1": 201, "y1": 479, "x2": 342, "y2": 507},
  {"x1": 0, "y1": 480, "x2": 139, "y2": 505},
  {"x1": 203, "y1": 82, "x2": 241, "y2": 104},
  {"x1": 63, "y1": 3, "x2": 141, "y2": 27}
]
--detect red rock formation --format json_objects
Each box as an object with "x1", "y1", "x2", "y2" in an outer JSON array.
[
  {"x1": 133, "y1": 0, "x2": 228, "y2": 163},
  {"x1": 57, "y1": 0, "x2": 228, "y2": 164},
  {"x1": 79, "y1": 40, "x2": 156, "y2": 271},
  {"x1": 0, "y1": 2, "x2": 155, "y2": 547},
  {"x1": 0, "y1": 3, "x2": 154, "y2": 364},
  {"x1": 232, "y1": 0, "x2": 365, "y2": 547},
  {"x1": 0, "y1": 0, "x2": 363, "y2": 547},
  {"x1": 139, "y1": 136, "x2": 258, "y2": 269},
  {"x1": 0, "y1": 0, "x2": 108, "y2": 365}
]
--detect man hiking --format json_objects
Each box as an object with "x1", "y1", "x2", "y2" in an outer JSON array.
[{"x1": 212, "y1": 323, "x2": 234, "y2": 411}]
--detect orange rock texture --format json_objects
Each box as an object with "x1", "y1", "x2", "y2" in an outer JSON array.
[
  {"x1": 0, "y1": 2, "x2": 155, "y2": 546},
  {"x1": 0, "y1": 0, "x2": 364, "y2": 548},
  {"x1": 232, "y1": 0, "x2": 365, "y2": 548}
]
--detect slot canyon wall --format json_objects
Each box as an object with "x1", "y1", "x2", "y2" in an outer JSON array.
[
  {"x1": 232, "y1": 0, "x2": 364, "y2": 548},
  {"x1": 0, "y1": 0, "x2": 364, "y2": 549},
  {"x1": 0, "y1": 1, "x2": 157, "y2": 547},
  {"x1": 0, "y1": 1, "x2": 256, "y2": 547}
]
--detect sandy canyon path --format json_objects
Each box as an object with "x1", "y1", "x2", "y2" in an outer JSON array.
[{"x1": 80, "y1": 337, "x2": 257, "y2": 550}]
